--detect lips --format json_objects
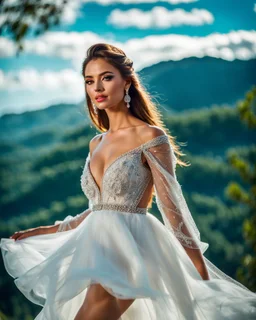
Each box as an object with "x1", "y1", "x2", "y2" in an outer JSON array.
[{"x1": 96, "y1": 95, "x2": 107, "y2": 102}]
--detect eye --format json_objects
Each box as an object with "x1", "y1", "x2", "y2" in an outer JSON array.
[
  {"x1": 103, "y1": 75, "x2": 114, "y2": 81},
  {"x1": 85, "y1": 75, "x2": 114, "y2": 85}
]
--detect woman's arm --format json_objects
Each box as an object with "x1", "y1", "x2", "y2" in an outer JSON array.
[
  {"x1": 142, "y1": 129, "x2": 210, "y2": 280},
  {"x1": 54, "y1": 208, "x2": 92, "y2": 232},
  {"x1": 9, "y1": 225, "x2": 56, "y2": 241},
  {"x1": 10, "y1": 208, "x2": 92, "y2": 241},
  {"x1": 183, "y1": 246, "x2": 210, "y2": 280},
  {"x1": 10, "y1": 138, "x2": 96, "y2": 240}
]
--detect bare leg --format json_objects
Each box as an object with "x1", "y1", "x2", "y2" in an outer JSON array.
[
  {"x1": 116, "y1": 298, "x2": 135, "y2": 315},
  {"x1": 74, "y1": 283, "x2": 135, "y2": 320}
]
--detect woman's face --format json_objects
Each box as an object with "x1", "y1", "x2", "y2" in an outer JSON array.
[{"x1": 84, "y1": 58, "x2": 129, "y2": 112}]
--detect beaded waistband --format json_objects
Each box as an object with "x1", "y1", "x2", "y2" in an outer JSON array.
[{"x1": 92, "y1": 203, "x2": 147, "y2": 214}]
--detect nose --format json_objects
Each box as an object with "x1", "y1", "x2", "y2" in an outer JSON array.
[{"x1": 94, "y1": 79, "x2": 104, "y2": 92}]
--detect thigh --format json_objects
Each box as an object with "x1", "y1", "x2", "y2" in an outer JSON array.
[
  {"x1": 84, "y1": 283, "x2": 116, "y2": 304},
  {"x1": 116, "y1": 297, "x2": 135, "y2": 314},
  {"x1": 83, "y1": 283, "x2": 135, "y2": 314},
  {"x1": 75, "y1": 283, "x2": 120, "y2": 320}
]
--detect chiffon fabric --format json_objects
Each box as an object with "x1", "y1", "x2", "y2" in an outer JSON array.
[{"x1": 1, "y1": 133, "x2": 256, "y2": 319}]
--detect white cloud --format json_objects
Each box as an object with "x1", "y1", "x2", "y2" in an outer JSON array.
[
  {"x1": 0, "y1": 0, "x2": 198, "y2": 31},
  {"x1": 107, "y1": 7, "x2": 214, "y2": 29},
  {"x1": 63, "y1": 0, "x2": 199, "y2": 24},
  {"x1": 1, "y1": 29, "x2": 256, "y2": 115},
  {"x1": 82, "y1": 0, "x2": 198, "y2": 4},
  {"x1": 123, "y1": 30, "x2": 256, "y2": 68},
  {"x1": 1, "y1": 30, "x2": 256, "y2": 71},
  {"x1": 24, "y1": 31, "x2": 106, "y2": 60},
  {"x1": 61, "y1": 1, "x2": 83, "y2": 25},
  {"x1": 58, "y1": 0, "x2": 200, "y2": 25},
  {"x1": 0, "y1": 68, "x2": 82, "y2": 91},
  {"x1": 1, "y1": 29, "x2": 255, "y2": 70},
  {"x1": 0, "y1": 68, "x2": 85, "y2": 115},
  {"x1": 0, "y1": 37, "x2": 16, "y2": 57}
]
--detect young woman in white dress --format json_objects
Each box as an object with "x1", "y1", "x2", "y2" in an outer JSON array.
[{"x1": 1, "y1": 43, "x2": 256, "y2": 320}]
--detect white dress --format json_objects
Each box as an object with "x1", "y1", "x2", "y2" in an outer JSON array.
[{"x1": 1, "y1": 134, "x2": 256, "y2": 319}]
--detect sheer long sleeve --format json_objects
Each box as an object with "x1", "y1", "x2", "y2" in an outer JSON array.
[
  {"x1": 54, "y1": 205, "x2": 92, "y2": 232},
  {"x1": 141, "y1": 134, "x2": 256, "y2": 289},
  {"x1": 142, "y1": 137, "x2": 209, "y2": 253}
]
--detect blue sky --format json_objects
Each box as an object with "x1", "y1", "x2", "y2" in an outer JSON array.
[{"x1": 0, "y1": 0, "x2": 255, "y2": 115}]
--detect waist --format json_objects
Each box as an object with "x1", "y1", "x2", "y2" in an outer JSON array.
[{"x1": 92, "y1": 203, "x2": 147, "y2": 214}]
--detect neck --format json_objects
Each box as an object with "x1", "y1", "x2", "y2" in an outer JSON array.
[{"x1": 105, "y1": 103, "x2": 134, "y2": 133}]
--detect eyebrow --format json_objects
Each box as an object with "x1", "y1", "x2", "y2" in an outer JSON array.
[{"x1": 85, "y1": 71, "x2": 114, "y2": 78}]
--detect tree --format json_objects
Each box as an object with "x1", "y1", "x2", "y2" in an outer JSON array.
[
  {"x1": 0, "y1": 0, "x2": 68, "y2": 55},
  {"x1": 225, "y1": 86, "x2": 256, "y2": 291}
]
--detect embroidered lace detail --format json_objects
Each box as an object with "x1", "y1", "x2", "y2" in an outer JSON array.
[
  {"x1": 141, "y1": 135, "x2": 169, "y2": 150},
  {"x1": 80, "y1": 155, "x2": 100, "y2": 202},
  {"x1": 80, "y1": 134, "x2": 169, "y2": 210},
  {"x1": 92, "y1": 203, "x2": 147, "y2": 214}
]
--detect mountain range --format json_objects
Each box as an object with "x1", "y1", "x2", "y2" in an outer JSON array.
[{"x1": 1, "y1": 57, "x2": 255, "y2": 144}]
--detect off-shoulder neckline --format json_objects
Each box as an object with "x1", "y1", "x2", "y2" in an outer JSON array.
[
  {"x1": 89, "y1": 133, "x2": 168, "y2": 160},
  {"x1": 86, "y1": 134, "x2": 168, "y2": 197}
]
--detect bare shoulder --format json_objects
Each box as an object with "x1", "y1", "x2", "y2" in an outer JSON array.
[
  {"x1": 140, "y1": 125, "x2": 166, "y2": 143},
  {"x1": 89, "y1": 133, "x2": 103, "y2": 155}
]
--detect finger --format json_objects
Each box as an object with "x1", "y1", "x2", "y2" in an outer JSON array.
[
  {"x1": 9, "y1": 232, "x2": 16, "y2": 239},
  {"x1": 17, "y1": 231, "x2": 32, "y2": 239},
  {"x1": 10, "y1": 231, "x2": 20, "y2": 238},
  {"x1": 10, "y1": 229, "x2": 28, "y2": 236},
  {"x1": 13, "y1": 235, "x2": 20, "y2": 241},
  {"x1": 16, "y1": 234, "x2": 30, "y2": 241},
  {"x1": 16, "y1": 235, "x2": 25, "y2": 241},
  {"x1": 10, "y1": 233, "x2": 20, "y2": 240},
  {"x1": 12, "y1": 232, "x2": 24, "y2": 240}
]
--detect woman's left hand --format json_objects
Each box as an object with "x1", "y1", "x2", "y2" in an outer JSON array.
[{"x1": 9, "y1": 226, "x2": 49, "y2": 241}]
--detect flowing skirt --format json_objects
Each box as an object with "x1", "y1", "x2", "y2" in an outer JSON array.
[{"x1": 1, "y1": 209, "x2": 256, "y2": 319}]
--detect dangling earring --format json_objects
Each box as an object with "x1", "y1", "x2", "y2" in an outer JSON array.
[
  {"x1": 124, "y1": 87, "x2": 131, "y2": 108},
  {"x1": 92, "y1": 102, "x2": 98, "y2": 115}
]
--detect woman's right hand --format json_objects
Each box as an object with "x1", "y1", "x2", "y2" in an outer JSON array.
[{"x1": 9, "y1": 226, "x2": 50, "y2": 241}]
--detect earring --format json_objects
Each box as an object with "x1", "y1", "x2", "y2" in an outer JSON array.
[
  {"x1": 124, "y1": 88, "x2": 131, "y2": 108},
  {"x1": 92, "y1": 102, "x2": 98, "y2": 115}
]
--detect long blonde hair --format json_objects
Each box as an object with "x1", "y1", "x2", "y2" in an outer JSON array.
[{"x1": 81, "y1": 43, "x2": 189, "y2": 168}]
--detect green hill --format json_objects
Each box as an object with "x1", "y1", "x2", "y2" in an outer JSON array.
[{"x1": 141, "y1": 57, "x2": 256, "y2": 111}]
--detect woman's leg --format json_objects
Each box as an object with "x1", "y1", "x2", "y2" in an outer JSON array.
[
  {"x1": 74, "y1": 283, "x2": 135, "y2": 320},
  {"x1": 116, "y1": 297, "x2": 135, "y2": 315}
]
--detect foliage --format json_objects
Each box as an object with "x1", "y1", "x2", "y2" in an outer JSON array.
[
  {"x1": 0, "y1": 0, "x2": 68, "y2": 54},
  {"x1": 225, "y1": 86, "x2": 256, "y2": 291}
]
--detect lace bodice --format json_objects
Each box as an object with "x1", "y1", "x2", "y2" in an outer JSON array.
[
  {"x1": 80, "y1": 135, "x2": 168, "y2": 214},
  {"x1": 59, "y1": 132, "x2": 207, "y2": 250}
]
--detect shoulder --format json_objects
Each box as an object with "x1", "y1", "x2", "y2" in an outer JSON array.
[
  {"x1": 140, "y1": 125, "x2": 167, "y2": 144},
  {"x1": 89, "y1": 133, "x2": 103, "y2": 155}
]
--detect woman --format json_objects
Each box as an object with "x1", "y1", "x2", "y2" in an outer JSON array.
[{"x1": 1, "y1": 43, "x2": 256, "y2": 320}]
